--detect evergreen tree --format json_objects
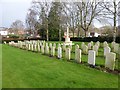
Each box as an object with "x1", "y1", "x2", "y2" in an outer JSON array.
[{"x1": 48, "y1": 2, "x2": 61, "y2": 40}]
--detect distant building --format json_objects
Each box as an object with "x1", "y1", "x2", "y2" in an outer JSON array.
[
  {"x1": 88, "y1": 32, "x2": 101, "y2": 37},
  {"x1": 0, "y1": 27, "x2": 8, "y2": 37},
  {"x1": 0, "y1": 31, "x2": 8, "y2": 36}
]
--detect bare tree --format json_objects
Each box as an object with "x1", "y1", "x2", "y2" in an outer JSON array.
[
  {"x1": 100, "y1": 0, "x2": 120, "y2": 41},
  {"x1": 34, "y1": 1, "x2": 51, "y2": 41},
  {"x1": 11, "y1": 20, "x2": 24, "y2": 35},
  {"x1": 76, "y1": 0, "x2": 103, "y2": 37},
  {"x1": 62, "y1": 2, "x2": 78, "y2": 37},
  {"x1": 26, "y1": 6, "x2": 38, "y2": 36}
]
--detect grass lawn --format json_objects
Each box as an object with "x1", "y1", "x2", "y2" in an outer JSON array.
[
  {"x1": 2, "y1": 44, "x2": 118, "y2": 88},
  {"x1": 46, "y1": 41, "x2": 119, "y2": 69},
  {"x1": 0, "y1": 44, "x2": 2, "y2": 89}
]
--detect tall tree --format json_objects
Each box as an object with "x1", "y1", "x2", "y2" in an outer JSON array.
[
  {"x1": 76, "y1": 1, "x2": 103, "y2": 37},
  {"x1": 11, "y1": 20, "x2": 24, "y2": 35},
  {"x1": 100, "y1": 0, "x2": 120, "y2": 42},
  {"x1": 48, "y1": 1, "x2": 62, "y2": 40},
  {"x1": 26, "y1": 7, "x2": 38, "y2": 36},
  {"x1": 63, "y1": 2, "x2": 78, "y2": 37}
]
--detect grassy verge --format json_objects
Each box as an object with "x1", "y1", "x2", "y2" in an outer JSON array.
[
  {"x1": 2, "y1": 44, "x2": 118, "y2": 88},
  {"x1": 0, "y1": 44, "x2": 2, "y2": 89}
]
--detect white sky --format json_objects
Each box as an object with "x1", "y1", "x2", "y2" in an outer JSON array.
[
  {"x1": 1, "y1": 0, "x2": 32, "y2": 28},
  {"x1": 1, "y1": 0, "x2": 116, "y2": 28}
]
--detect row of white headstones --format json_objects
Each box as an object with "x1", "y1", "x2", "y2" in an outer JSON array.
[{"x1": 8, "y1": 40, "x2": 119, "y2": 71}]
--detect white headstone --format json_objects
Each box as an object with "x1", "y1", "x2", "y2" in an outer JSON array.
[
  {"x1": 41, "y1": 45, "x2": 45, "y2": 54},
  {"x1": 53, "y1": 43, "x2": 56, "y2": 49},
  {"x1": 51, "y1": 46, "x2": 55, "y2": 56},
  {"x1": 45, "y1": 45, "x2": 49, "y2": 55},
  {"x1": 105, "y1": 52, "x2": 116, "y2": 70},
  {"x1": 76, "y1": 49, "x2": 82, "y2": 63},
  {"x1": 90, "y1": 41, "x2": 94, "y2": 46},
  {"x1": 49, "y1": 43, "x2": 52, "y2": 50},
  {"x1": 62, "y1": 43, "x2": 66, "y2": 51},
  {"x1": 104, "y1": 46, "x2": 111, "y2": 57},
  {"x1": 93, "y1": 45, "x2": 99, "y2": 56},
  {"x1": 75, "y1": 44, "x2": 79, "y2": 60},
  {"x1": 113, "y1": 43, "x2": 119, "y2": 53},
  {"x1": 34, "y1": 44, "x2": 37, "y2": 51},
  {"x1": 68, "y1": 45, "x2": 72, "y2": 50},
  {"x1": 111, "y1": 41, "x2": 116, "y2": 49},
  {"x1": 95, "y1": 41, "x2": 100, "y2": 48},
  {"x1": 38, "y1": 44, "x2": 40, "y2": 52},
  {"x1": 58, "y1": 46, "x2": 62, "y2": 59},
  {"x1": 103, "y1": 41, "x2": 108, "y2": 47},
  {"x1": 88, "y1": 43, "x2": 92, "y2": 50},
  {"x1": 83, "y1": 45, "x2": 88, "y2": 54},
  {"x1": 28, "y1": 44, "x2": 31, "y2": 50},
  {"x1": 65, "y1": 48, "x2": 71, "y2": 60},
  {"x1": 81, "y1": 42, "x2": 85, "y2": 49},
  {"x1": 31, "y1": 44, "x2": 34, "y2": 51},
  {"x1": 88, "y1": 50, "x2": 96, "y2": 65}
]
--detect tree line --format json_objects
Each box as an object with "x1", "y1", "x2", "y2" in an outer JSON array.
[{"x1": 25, "y1": 0, "x2": 119, "y2": 41}]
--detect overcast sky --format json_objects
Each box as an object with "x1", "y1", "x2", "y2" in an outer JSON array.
[
  {"x1": 1, "y1": 0, "x2": 113, "y2": 28},
  {"x1": 1, "y1": 0, "x2": 32, "y2": 28}
]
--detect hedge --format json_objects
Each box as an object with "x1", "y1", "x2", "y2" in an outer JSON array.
[{"x1": 2, "y1": 36, "x2": 120, "y2": 43}]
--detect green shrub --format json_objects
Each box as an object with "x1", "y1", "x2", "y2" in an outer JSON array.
[{"x1": 8, "y1": 34, "x2": 19, "y2": 38}]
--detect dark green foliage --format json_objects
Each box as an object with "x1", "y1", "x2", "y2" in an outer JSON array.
[
  {"x1": 48, "y1": 2, "x2": 61, "y2": 40},
  {"x1": 70, "y1": 36, "x2": 120, "y2": 43},
  {"x1": 8, "y1": 34, "x2": 19, "y2": 38},
  {"x1": 39, "y1": 28, "x2": 46, "y2": 40}
]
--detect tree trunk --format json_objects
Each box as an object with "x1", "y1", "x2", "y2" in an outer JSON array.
[
  {"x1": 85, "y1": 31, "x2": 87, "y2": 37},
  {"x1": 73, "y1": 31, "x2": 74, "y2": 38},
  {"x1": 59, "y1": 28, "x2": 61, "y2": 41},
  {"x1": 46, "y1": 29, "x2": 48, "y2": 41},
  {"x1": 113, "y1": 1, "x2": 117, "y2": 42},
  {"x1": 77, "y1": 29, "x2": 80, "y2": 37}
]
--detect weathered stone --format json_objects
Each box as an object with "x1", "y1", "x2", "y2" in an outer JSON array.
[
  {"x1": 95, "y1": 41, "x2": 100, "y2": 48},
  {"x1": 76, "y1": 49, "x2": 82, "y2": 63},
  {"x1": 111, "y1": 41, "x2": 116, "y2": 49},
  {"x1": 68, "y1": 45, "x2": 72, "y2": 50},
  {"x1": 104, "y1": 46, "x2": 111, "y2": 57},
  {"x1": 62, "y1": 43, "x2": 66, "y2": 51},
  {"x1": 88, "y1": 43, "x2": 92, "y2": 50},
  {"x1": 88, "y1": 50, "x2": 96, "y2": 66},
  {"x1": 53, "y1": 43, "x2": 56, "y2": 48},
  {"x1": 105, "y1": 52, "x2": 116, "y2": 70},
  {"x1": 103, "y1": 41, "x2": 108, "y2": 47},
  {"x1": 4, "y1": 41, "x2": 6, "y2": 44},
  {"x1": 41, "y1": 45, "x2": 45, "y2": 54},
  {"x1": 34, "y1": 44, "x2": 37, "y2": 51},
  {"x1": 28, "y1": 44, "x2": 31, "y2": 50},
  {"x1": 75, "y1": 44, "x2": 79, "y2": 60},
  {"x1": 93, "y1": 45, "x2": 99, "y2": 56},
  {"x1": 51, "y1": 46, "x2": 55, "y2": 56},
  {"x1": 37, "y1": 44, "x2": 40, "y2": 52},
  {"x1": 65, "y1": 48, "x2": 71, "y2": 60},
  {"x1": 90, "y1": 41, "x2": 94, "y2": 46},
  {"x1": 113, "y1": 43, "x2": 119, "y2": 53},
  {"x1": 58, "y1": 46, "x2": 62, "y2": 59},
  {"x1": 45, "y1": 45, "x2": 49, "y2": 55},
  {"x1": 83, "y1": 45, "x2": 88, "y2": 54},
  {"x1": 31, "y1": 44, "x2": 34, "y2": 51},
  {"x1": 81, "y1": 42, "x2": 85, "y2": 49},
  {"x1": 49, "y1": 43, "x2": 52, "y2": 50}
]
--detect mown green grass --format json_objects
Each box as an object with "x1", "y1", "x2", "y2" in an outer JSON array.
[
  {"x1": 2, "y1": 44, "x2": 118, "y2": 88},
  {"x1": 46, "y1": 41, "x2": 119, "y2": 69},
  {"x1": 0, "y1": 44, "x2": 2, "y2": 89}
]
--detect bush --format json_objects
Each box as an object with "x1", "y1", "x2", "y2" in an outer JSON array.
[
  {"x1": 8, "y1": 34, "x2": 19, "y2": 38},
  {"x1": 70, "y1": 36, "x2": 120, "y2": 43}
]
